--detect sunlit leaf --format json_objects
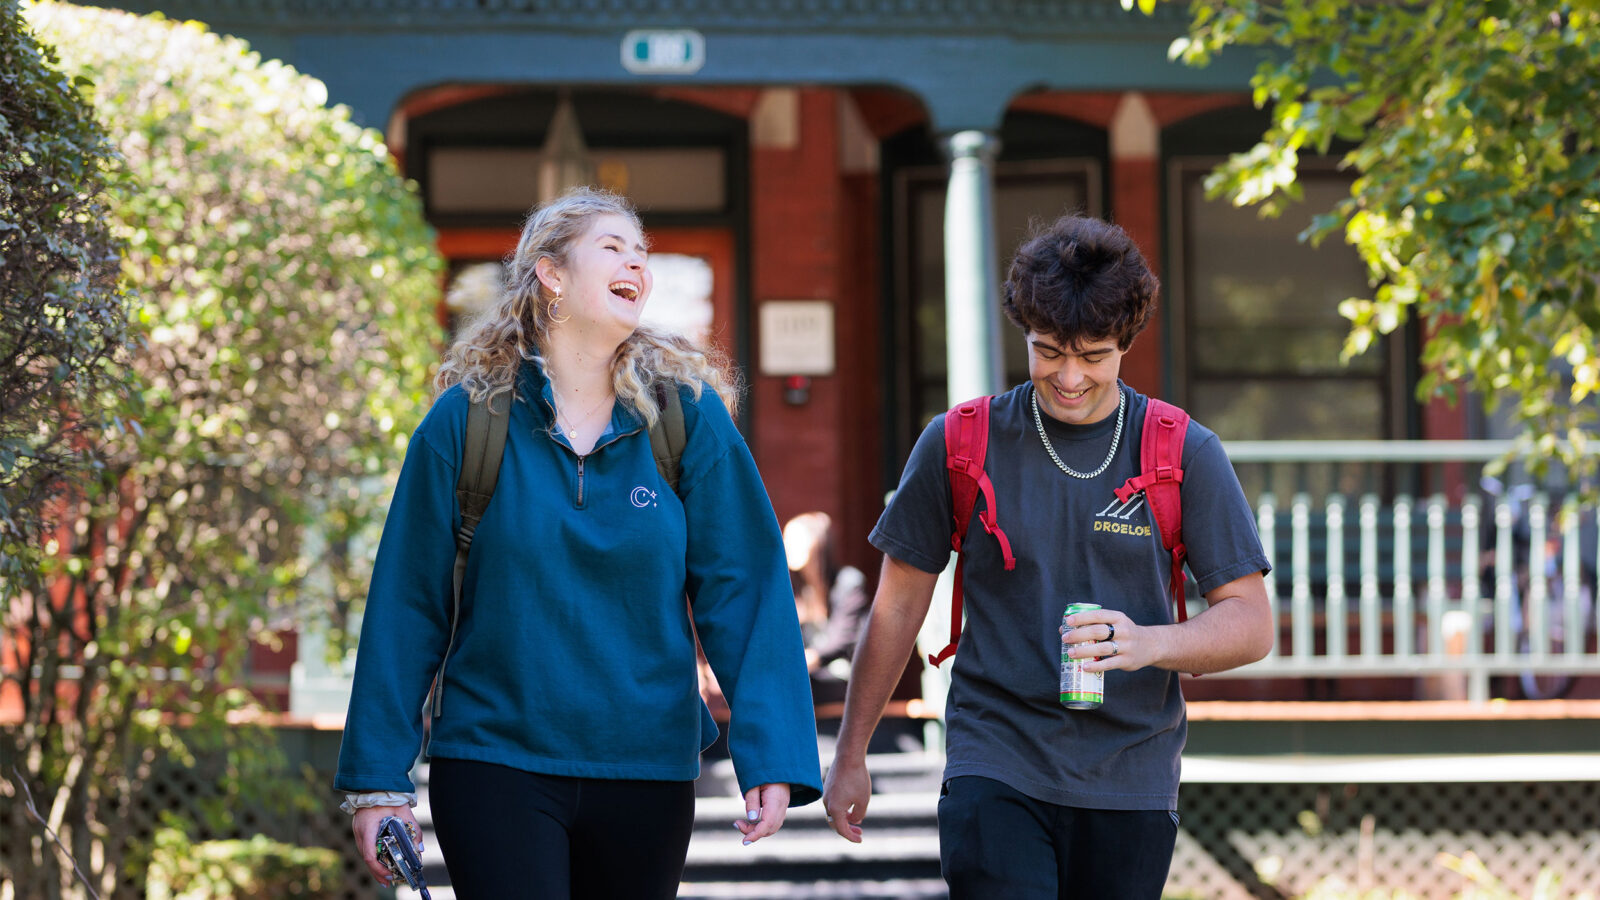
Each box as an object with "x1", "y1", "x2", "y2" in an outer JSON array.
[{"x1": 1163, "y1": 0, "x2": 1600, "y2": 485}]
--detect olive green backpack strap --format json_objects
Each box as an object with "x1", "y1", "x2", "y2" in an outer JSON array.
[
  {"x1": 649, "y1": 381, "x2": 687, "y2": 494},
  {"x1": 429, "y1": 392, "x2": 509, "y2": 720}
]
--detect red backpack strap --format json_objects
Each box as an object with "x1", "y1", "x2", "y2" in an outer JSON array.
[
  {"x1": 1115, "y1": 398, "x2": 1191, "y2": 622},
  {"x1": 929, "y1": 397, "x2": 1016, "y2": 667}
]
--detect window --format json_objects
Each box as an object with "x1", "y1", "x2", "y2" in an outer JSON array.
[
  {"x1": 896, "y1": 160, "x2": 1101, "y2": 433},
  {"x1": 427, "y1": 146, "x2": 726, "y2": 217},
  {"x1": 639, "y1": 253, "x2": 716, "y2": 349},
  {"x1": 1170, "y1": 162, "x2": 1403, "y2": 442},
  {"x1": 441, "y1": 254, "x2": 717, "y2": 352}
]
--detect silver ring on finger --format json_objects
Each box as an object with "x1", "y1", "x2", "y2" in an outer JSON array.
[
  {"x1": 825, "y1": 814, "x2": 834, "y2": 824},
  {"x1": 1108, "y1": 640, "x2": 1120, "y2": 657}
]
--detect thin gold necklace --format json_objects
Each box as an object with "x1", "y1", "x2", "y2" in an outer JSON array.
[{"x1": 551, "y1": 385, "x2": 614, "y2": 440}]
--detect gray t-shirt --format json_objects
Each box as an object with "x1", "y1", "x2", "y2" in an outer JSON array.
[{"x1": 869, "y1": 382, "x2": 1269, "y2": 810}]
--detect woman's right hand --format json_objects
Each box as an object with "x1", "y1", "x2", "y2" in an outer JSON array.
[{"x1": 352, "y1": 804, "x2": 422, "y2": 886}]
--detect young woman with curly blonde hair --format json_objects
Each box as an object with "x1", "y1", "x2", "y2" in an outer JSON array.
[{"x1": 336, "y1": 187, "x2": 822, "y2": 898}]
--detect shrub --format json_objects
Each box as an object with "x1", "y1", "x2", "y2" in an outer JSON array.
[{"x1": 5, "y1": 3, "x2": 442, "y2": 896}]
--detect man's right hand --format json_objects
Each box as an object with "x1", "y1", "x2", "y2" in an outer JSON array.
[
  {"x1": 821, "y1": 554, "x2": 938, "y2": 844},
  {"x1": 821, "y1": 754, "x2": 871, "y2": 842},
  {"x1": 352, "y1": 804, "x2": 420, "y2": 886}
]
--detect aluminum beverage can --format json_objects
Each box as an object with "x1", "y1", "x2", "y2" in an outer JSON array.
[{"x1": 1060, "y1": 602, "x2": 1104, "y2": 709}]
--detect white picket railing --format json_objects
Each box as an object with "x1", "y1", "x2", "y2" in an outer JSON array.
[
  {"x1": 290, "y1": 441, "x2": 1597, "y2": 719},
  {"x1": 1216, "y1": 441, "x2": 1599, "y2": 702}
]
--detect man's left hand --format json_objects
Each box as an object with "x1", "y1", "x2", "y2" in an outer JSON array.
[{"x1": 1063, "y1": 608, "x2": 1156, "y2": 672}]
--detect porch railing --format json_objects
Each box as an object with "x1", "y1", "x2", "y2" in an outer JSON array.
[
  {"x1": 1216, "y1": 440, "x2": 1600, "y2": 702},
  {"x1": 284, "y1": 441, "x2": 1599, "y2": 720}
]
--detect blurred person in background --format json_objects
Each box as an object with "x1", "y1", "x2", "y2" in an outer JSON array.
[{"x1": 785, "y1": 511, "x2": 871, "y2": 704}]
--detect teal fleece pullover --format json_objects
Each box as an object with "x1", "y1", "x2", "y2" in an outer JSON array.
[{"x1": 335, "y1": 362, "x2": 822, "y2": 805}]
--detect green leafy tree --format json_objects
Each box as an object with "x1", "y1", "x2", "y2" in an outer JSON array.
[
  {"x1": 5, "y1": 3, "x2": 443, "y2": 897},
  {"x1": 0, "y1": 0, "x2": 133, "y2": 589},
  {"x1": 1145, "y1": 0, "x2": 1599, "y2": 480}
]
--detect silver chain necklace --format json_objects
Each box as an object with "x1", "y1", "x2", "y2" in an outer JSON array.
[{"x1": 1031, "y1": 385, "x2": 1125, "y2": 480}]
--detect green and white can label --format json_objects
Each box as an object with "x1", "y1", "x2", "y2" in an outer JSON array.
[{"x1": 1060, "y1": 603, "x2": 1104, "y2": 709}]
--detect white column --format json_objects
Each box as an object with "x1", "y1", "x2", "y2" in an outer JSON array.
[
  {"x1": 924, "y1": 130, "x2": 1003, "y2": 754},
  {"x1": 941, "y1": 129, "x2": 1004, "y2": 405}
]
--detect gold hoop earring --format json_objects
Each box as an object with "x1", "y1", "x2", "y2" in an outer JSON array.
[{"x1": 548, "y1": 290, "x2": 569, "y2": 324}]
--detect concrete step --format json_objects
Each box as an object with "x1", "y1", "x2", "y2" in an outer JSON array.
[
  {"x1": 684, "y1": 775, "x2": 942, "y2": 887},
  {"x1": 701, "y1": 750, "x2": 946, "y2": 798},
  {"x1": 393, "y1": 876, "x2": 947, "y2": 899},
  {"x1": 408, "y1": 751, "x2": 947, "y2": 894},
  {"x1": 676, "y1": 879, "x2": 948, "y2": 899},
  {"x1": 690, "y1": 791, "x2": 939, "y2": 831},
  {"x1": 684, "y1": 829, "x2": 940, "y2": 868}
]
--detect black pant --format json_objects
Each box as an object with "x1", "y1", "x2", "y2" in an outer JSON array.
[
  {"x1": 937, "y1": 775, "x2": 1178, "y2": 900},
  {"x1": 428, "y1": 757, "x2": 696, "y2": 899}
]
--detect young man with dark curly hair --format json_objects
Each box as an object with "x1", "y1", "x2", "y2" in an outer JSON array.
[{"x1": 821, "y1": 214, "x2": 1273, "y2": 899}]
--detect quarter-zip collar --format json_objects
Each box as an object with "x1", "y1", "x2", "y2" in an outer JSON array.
[{"x1": 518, "y1": 359, "x2": 646, "y2": 456}]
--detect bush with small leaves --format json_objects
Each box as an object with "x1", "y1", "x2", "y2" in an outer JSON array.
[{"x1": 5, "y1": 3, "x2": 443, "y2": 896}]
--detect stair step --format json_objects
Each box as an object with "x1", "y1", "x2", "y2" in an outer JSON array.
[
  {"x1": 407, "y1": 752, "x2": 948, "y2": 893},
  {"x1": 682, "y1": 858, "x2": 942, "y2": 886},
  {"x1": 704, "y1": 751, "x2": 944, "y2": 779},
  {"x1": 692, "y1": 791, "x2": 939, "y2": 827},
  {"x1": 702, "y1": 751, "x2": 946, "y2": 796},
  {"x1": 686, "y1": 830, "x2": 939, "y2": 865},
  {"x1": 677, "y1": 879, "x2": 948, "y2": 899}
]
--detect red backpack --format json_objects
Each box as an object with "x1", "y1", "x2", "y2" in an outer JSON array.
[{"x1": 927, "y1": 394, "x2": 1192, "y2": 667}]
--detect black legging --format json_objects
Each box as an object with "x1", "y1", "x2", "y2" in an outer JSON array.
[{"x1": 428, "y1": 757, "x2": 697, "y2": 899}]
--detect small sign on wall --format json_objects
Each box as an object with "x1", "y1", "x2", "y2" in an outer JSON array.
[
  {"x1": 759, "y1": 301, "x2": 834, "y2": 376},
  {"x1": 621, "y1": 30, "x2": 706, "y2": 75}
]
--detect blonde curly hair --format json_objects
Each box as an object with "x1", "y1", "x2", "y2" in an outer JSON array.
[{"x1": 435, "y1": 186, "x2": 740, "y2": 422}]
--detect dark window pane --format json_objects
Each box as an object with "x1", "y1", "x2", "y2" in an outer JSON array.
[
  {"x1": 1179, "y1": 166, "x2": 1389, "y2": 439},
  {"x1": 1190, "y1": 377, "x2": 1385, "y2": 442},
  {"x1": 906, "y1": 168, "x2": 1093, "y2": 427}
]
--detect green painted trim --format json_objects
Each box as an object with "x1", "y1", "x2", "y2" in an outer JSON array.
[
  {"x1": 83, "y1": 0, "x2": 1193, "y2": 34},
  {"x1": 77, "y1": 1, "x2": 1260, "y2": 131}
]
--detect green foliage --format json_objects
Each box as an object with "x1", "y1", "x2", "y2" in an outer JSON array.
[
  {"x1": 1285, "y1": 851, "x2": 1579, "y2": 899},
  {"x1": 1434, "y1": 851, "x2": 1575, "y2": 900},
  {"x1": 1294, "y1": 883, "x2": 1422, "y2": 900},
  {"x1": 146, "y1": 822, "x2": 342, "y2": 900},
  {"x1": 1152, "y1": 0, "x2": 1600, "y2": 482},
  {"x1": 0, "y1": 0, "x2": 134, "y2": 584},
  {"x1": 5, "y1": 2, "x2": 442, "y2": 896}
]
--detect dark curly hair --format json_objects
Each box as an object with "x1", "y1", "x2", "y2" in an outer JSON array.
[{"x1": 1002, "y1": 215, "x2": 1158, "y2": 350}]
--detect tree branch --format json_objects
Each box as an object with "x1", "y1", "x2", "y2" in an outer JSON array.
[{"x1": 9, "y1": 764, "x2": 102, "y2": 900}]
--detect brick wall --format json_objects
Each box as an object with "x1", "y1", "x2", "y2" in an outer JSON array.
[{"x1": 748, "y1": 88, "x2": 888, "y2": 575}]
